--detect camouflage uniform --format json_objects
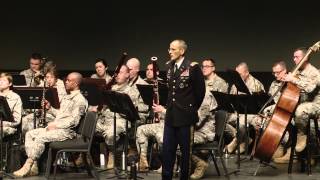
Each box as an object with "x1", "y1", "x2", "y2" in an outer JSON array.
[
  {"x1": 20, "y1": 69, "x2": 40, "y2": 87},
  {"x1": 96, "y1": 83, "x2": 147, "y2": 145},
  {"x1": 24, "y1": 90, "x2": 87, "y2": 160},
  {"x1": 136, "y1": 90, "x2": 216, "y2": 156},
  {"x1": 91, "y1": 73, "x2": 112, "y2": 84},
  {"x1": 293, "y1": 64, "x2": 320, "y2": 134},
  {"x1": 22, "y1": 79, "x2": 67, "y2": 134},
  {"x1": 0, "y1": 90, "x2": 22, "y2": 136},
  {"x1": 230, "y1": 74, "x2": 265, "y2": 94},
  {"x1": 227, "y1": 74, "x2": 265, "y2": 141},
  {"x1": 128, "y1": 76, "x2": 149, "y2": 124},
  {"x1": 205, "y1": 74, "x2": 228, "y2": 93},
  {"x1": 193, "y1": 90, "x2": 216, "y2": 144}
]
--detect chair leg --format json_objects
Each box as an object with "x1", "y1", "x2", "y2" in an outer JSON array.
[
  {"x1": 87, "y1": 153, "x2": 100, "y2": 180},
  {"x1": 83, "y1": 153, "x2": 94, "y2": 177},
  {"x1": 210, "y1": 151, "x2": 220, "y2": 176},
  {"x1": 53, "y1": 151, "x2": 61, "y2": 180},
  {"x1": 45, "y1": 148, "x2": 53, "y2": 178}
]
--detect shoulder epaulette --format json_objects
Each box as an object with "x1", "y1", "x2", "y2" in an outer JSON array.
[{"x1": 190, "y1": 62, "x2": 199, "y2": 67}]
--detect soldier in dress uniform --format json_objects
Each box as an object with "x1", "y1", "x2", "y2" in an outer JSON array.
[
  {"x1": 20, "y1": 53, "x2": 44, "y2": 87},
  {"x1": 162, "y1": 39, "x2": 205, "y2": 180},
  {"x1": 0, "y1": 72, "x2": 23, "y2": 136},
  {"x1": 13, "y1": 72, "x2": 88, "y2": 177},
  {"x1": 91, "y1": 58, "x2": 112, "y2": 84}
]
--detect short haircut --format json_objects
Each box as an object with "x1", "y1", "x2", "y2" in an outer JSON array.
[
  {"x1": 294, "y1": 47, "x2": 308, "y2": 55},
  {"x1": 203, "y1": 58, "x2": 216, "y2": 66},
  {"x1": 237, "y1": 62, "x2": 249, "y2": 71},
  {"x1": 0, "y1": 72, "x2": 13, "y2": 84},
  {"x1": 173, "y1": 39, "x2": 188, "y2": 51},
  {"x1": 30, "y1": 53, "x2": 42, "y2": 60},
  {"x1": 272, "y1": 60, "x2": 287, "y2": 69}
]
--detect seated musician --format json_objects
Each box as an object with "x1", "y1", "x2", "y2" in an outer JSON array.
[
  {"x1": 13, "y1": 72, "x2": 88, "y2": 177},
  {"x1": 92, "y1": 65, "x2": 148, "y2": 169},
  {"x1": 22, "y1": 67, "x2": 67, "y2": 134},
  {"x1": 144, "y1": 62, "x2": 164, "y2": 84},
  {"x1": 20, "y1": 53, "x2": 45, "y2": 87},
  {"x1": 226, "y1": 62, "x2": 265, "y2": 154},
  {"x1": 136, "y1": 89, "x2": 215, "y2": 179},
  {"x1": 0, "y1": 72, "x2": 23, "y2": 137},
  {"x1": 91, "y1": 58, "x2": 112, "y2": 84},
  {"x1": 273, "y1": 47, "x2": 320, "y2": 163}
]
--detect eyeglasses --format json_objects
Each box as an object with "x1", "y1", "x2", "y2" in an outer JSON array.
[
  {"x1": 272, "y1": 69, "x2": 284, "y2": 75},
  {"x1": 201, "y1": 65, "x2": 214, "y2": 68}
]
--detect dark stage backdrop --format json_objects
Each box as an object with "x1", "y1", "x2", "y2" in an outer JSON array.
[{"x1": 1, "y1": 1, "x2": 320, "y2": 72}]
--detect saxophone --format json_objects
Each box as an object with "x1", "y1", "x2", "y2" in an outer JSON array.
[{"x1": 151, "y1": 56, "x2": 160, "y2": 123}]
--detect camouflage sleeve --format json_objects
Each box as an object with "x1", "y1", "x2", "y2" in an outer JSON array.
[
  {"x1": 55, "y1": 100, "x2": 88, "y2": 129},
  {"x1": 3, "y1": 97, "x2": 22, "y2": 127},
  {"x1": 221, "y1": 81, "x2": 229, "y2": 93},
  {"x1": 293, "y1": 74, "x2": 318, "y2": 93}
]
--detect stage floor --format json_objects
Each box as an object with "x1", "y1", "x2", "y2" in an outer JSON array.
[{"x1": 12, "y1": 155, "x2": 320, "y2": 180}]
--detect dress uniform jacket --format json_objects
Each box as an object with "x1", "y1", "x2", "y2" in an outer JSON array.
[{"x1": 165, "y1": 59, "x2": 206, "y2": 127}]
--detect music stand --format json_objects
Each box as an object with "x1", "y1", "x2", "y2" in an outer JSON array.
[
  {"x1": 103, "y1": 90, "x2": 141, "y2": 179},
  {"x1": 212, "y1": 91, "x2": 271, "y2": 173},
  {"x1": 12, "y1": 75, "x2": 27, "y2": 87},
  {"x1": 13, "y1": 87, "x2": 59, "y2": 128},
  {"x1": 80, "y1": 78, "x2": 106, "y2": 106},
  {"x1": 0, "y1": 96, "x2": 15, "y2": 179},
  {"x1": 136, "y1": 84, "x2": 168, "y2": 107}
]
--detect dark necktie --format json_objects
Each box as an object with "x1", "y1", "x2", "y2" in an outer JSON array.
[{"x1": 174, "y1": 64, "x2": 178, "y2": 73}]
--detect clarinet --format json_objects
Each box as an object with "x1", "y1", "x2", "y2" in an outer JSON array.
[
  {"x1": 39, "y1": 80, "x2": 47, "y2": 127},
  {"x1": 151, "y1": 56, "x2": 160, "y2": 123}
]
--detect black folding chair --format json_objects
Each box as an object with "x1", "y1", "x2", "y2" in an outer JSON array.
[
  {"x1": 45, "y1": 112, "x2": 99, "y2": 180},
  {"x1": 192, "y1": 110, "x2": 230, "y2": 178}
]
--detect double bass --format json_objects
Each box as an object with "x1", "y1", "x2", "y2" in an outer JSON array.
[{"x1": 254, "y1": 41, "x2": 320, "y2": 162}]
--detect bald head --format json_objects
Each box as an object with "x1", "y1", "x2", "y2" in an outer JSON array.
[
  {"x1": 65, "y1": 72, "x2": 82, "y2": 91},
  {"x1": 126, "y1": 58, "x2": 141, "y2": 80}
]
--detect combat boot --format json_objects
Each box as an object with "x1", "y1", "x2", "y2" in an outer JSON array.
[
  {"x1": 138, "y1": 154, "x2": 149, "y2": 172},
  {"x1": 226, "y1": 138, "x2": 237, "y2": 153},
  {"x1": 13, "y1": 158, "x2": 34, "y2": 177},
  {"x1": 273, "y1": 147, "x2": 292, "y2": 164},
  {"x1": 29, "y1": 162, "x2": 39, "y2": 176},
  {"x1": 190, "y1": 155, "x2": 208, "y2": 179},
  {"x1": 295, "y1": 133, "x2": 307, "y2": 152},
  {"x1": 272, "y1": 145, "x2": 284, "y2": 159}
]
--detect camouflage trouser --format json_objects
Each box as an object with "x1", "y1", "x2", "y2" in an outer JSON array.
[
  {"x1": 136, "y1": 122, "x2": 164, "y2": 156},
  {"x1": 295, "y1": 102, "x2": 320, "y2": 134},
  {"x1": 25, "y1": 128, "x2": 73, "y2": 160},
  {"x1": 96, "y1": 118, "x2": 128, "y2": 146},
  {"x1": 193, "y1": 131, "x2": 209, "y2": 145},
  {"x1": 2, "y1": 127, "x2": 17, "y2": 137},
  {"x1": 22, "y1": 112, "x2": 55, "y2": 135}
]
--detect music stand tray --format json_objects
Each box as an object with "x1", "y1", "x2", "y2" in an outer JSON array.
[{"x1": 80, "y1": 78, "x2": 106, "y2": 106}]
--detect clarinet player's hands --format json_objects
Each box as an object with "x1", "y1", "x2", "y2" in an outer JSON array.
[
  {"x1": 42, "y1": 99, "x2": 51, "y2": 110},
  {"x1": 152, "y1": 103, "x2": 165, "y2": 113}
]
